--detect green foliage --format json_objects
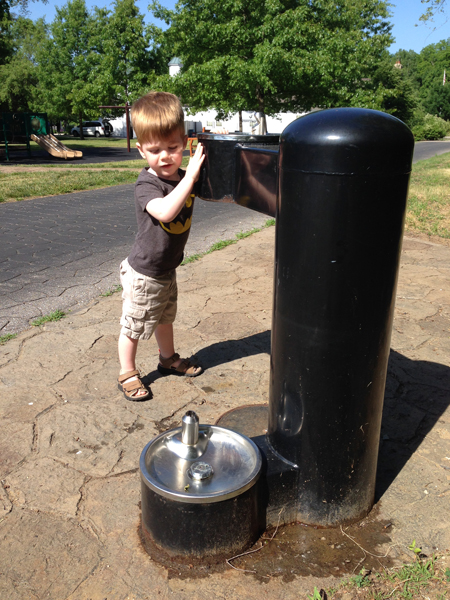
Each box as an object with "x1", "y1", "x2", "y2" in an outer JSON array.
[
  {"x1": 424, "y1": 80, "x2": 450, "y2": 120},
  {"x1": 100, "y1": 284, "x2": 122, "y2": 297},
  {"x1": 420, "y1": 0, "x2": 447, "y2": 24},
  {"x1": 32, "y1": 310, "x2": 66, "y2": 326},
  {"x1": 416, "y1": 39, "x2": 450, "y2": 104},
  {"x1": 310, "y1": 549, "x2": 450, "y2": 600},
  {"x1": 307, "y1": 586, "x2": 323, "y2": 600},
  {"x1": 99, "y1": 0, "x2": 156, "y2": 107},
  {"x1": 0, "y1": 333, "x2": 17, "y2": 344},
  {"x1": 346, "y1": 56, "x2": 418, "y2": 123},
  {"x1": 349, "y1": 569, "x2": 372, "y2": 588},
  {"x1": 181, "y1": 219, "x2": 276, "y2": 265},
  {"x1": 408, "y1": 539, "x2": 422, "y2": 557},
  {"x1": 35, "y1": 0, "x2": 106, "y2": 123},
  {"x1": 411, "y1": 111, "x2": 450, "y2": 140},
  {"x1": 391, "y1": 39, "x2": 450, "y2": 135},
  {"x1": 0, "y1": 16, "x2": 46, "y2": 112},
  {"x1": 152, "y1": 0, "x2": 393, "y2": 118}
]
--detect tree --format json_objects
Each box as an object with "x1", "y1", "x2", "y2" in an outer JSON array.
[
  {"x1": 420, "y1": 0, "x2": 447, "y2": 24},
  {"x1": 0, "y1": 0, "x2": 47, "y2": 62},
  {"x1": 151, "y1": 0, "x2": 393, "y2": 119},
  {"x1": 370, "y1": 59, "x2": 418, "y2": 123},
  {"x1": 424, "y1": 79, "x2": 450, "y2": 119},
  {"x1": 0, "y1": 16, "x2": 47, "y2": 112},
  {"x1": 100, "y1": 0, "x2": 153, "y2": 105},
  {"x1": 35, "y1": 0, "x2": 111, "y2": 135},
  {"x1": 415, "y1": 39, "x2": 450, "y2": 103},
  {"x1": 392, "y1": 49, "x2": 421, "y2": 91}
]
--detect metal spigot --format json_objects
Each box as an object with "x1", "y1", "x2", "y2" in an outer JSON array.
[{"x1": 181, "y1": 411, "x2": 199, "y2": 446}]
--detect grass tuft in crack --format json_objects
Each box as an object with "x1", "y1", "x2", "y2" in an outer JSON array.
[
  {"x1": 100, "y1": 284, "x2": 122, "y2": 297},
  {"x1": 182, "y1": 218, "x2": 275, "y2": 265},
  {"x1": 32, "y1": 310, "x2": 66, "y2": 327},
  {"x1": 0, "y1": 333, "x2": 17, "y2": 345}
]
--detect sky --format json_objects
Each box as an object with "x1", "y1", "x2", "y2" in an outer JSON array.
[{"x1": 23, "y1": 0, "x2": 450, "y2": 55}]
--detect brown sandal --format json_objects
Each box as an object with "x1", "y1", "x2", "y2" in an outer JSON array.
[
  {"x1": 158, "y1": 353, "x2": 203, "y2": 377},
  {"x1": 117, "y1": 370, "x2": 151, "y2": 401}
]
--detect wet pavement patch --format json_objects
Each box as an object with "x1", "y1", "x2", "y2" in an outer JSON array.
[
  {"x1": 138, "y1": 507, "x2": 396, "y2": 583},
  {"x1": 231, "y1": 512, "x2": 395, "y2": 582}
]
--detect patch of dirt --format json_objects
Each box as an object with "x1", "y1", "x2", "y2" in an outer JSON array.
[{"x1": 404, "y1": 229, "x2": 450, "y2": 248}]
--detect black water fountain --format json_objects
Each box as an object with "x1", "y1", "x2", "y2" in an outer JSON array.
[{"x1": 139, "y1": 108, "x2": 415, "y2": 567}]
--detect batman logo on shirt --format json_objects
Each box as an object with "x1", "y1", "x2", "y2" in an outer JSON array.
[{"x1": 159, "y1": 194, "x2": 194, "y2": 235}]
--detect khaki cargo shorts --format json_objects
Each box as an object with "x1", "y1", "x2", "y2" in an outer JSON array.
[{"x1": 119, "y1": 259, "x2": 177, "y2": 340}]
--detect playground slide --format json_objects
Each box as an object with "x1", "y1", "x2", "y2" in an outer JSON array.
[{"x1": 31, "y1": 134, "x2": 83, "y2": 159}]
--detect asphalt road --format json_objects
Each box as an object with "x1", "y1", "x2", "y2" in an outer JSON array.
[
  {"x1": 1, "y1": 140, "x2": 450, "y2": 336},
  {"x1": 412, "y1": 140, "x2": 450, "y2": 162}
]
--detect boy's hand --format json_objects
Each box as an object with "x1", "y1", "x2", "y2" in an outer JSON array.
[{"x1": 185, "y1": 142, "x2": 205, "y2": 183}]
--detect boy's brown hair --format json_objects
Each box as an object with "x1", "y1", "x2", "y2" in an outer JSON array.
[{"x1": 131, "y1": 92, "x2": 185, "y2": 144}]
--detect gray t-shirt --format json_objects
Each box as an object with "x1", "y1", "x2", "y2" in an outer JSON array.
[{"x1": 127, "y1": 168, "x2": 195, "y2": 277}]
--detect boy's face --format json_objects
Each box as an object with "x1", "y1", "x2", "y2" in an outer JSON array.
[{"x1": 137, "y1": 131, "x2": 187, "y2": 181}]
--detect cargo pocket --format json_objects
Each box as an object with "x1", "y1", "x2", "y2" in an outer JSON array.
[{"x1": 121, "y1": 305, "x2": 147, "y2": 335}]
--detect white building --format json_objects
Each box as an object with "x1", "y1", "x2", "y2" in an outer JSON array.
[
  {"x1": 183, "y1": 108, "x2": 304, "y2": 136},
  {"x1": 108, "y1": 57, "x2": 305, "y2": 137}
]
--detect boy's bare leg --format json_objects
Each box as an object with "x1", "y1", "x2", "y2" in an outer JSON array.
[
  {"x1": 118, "y1": 333, "x2": 148, "y2": 397},
  {"x1": 154, "y1": 323, "x2": 182, "y2": 368}
]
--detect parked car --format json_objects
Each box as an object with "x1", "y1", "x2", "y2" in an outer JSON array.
[{"x1": 71, "y1": 120, "x2": 113, "y2": 137}]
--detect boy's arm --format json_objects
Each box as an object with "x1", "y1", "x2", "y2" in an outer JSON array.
[{"x1": 145, "y1": 143, "x2": 204, "y2": 222}]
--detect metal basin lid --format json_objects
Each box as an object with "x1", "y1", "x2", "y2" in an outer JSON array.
[{"x1": 140, "y1": 425, "x2": 262, "y2": 504}]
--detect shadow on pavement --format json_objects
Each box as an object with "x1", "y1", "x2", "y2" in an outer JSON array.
[
  {"x1": 376, "y1": 349, "x2": 450, "y2": 500},
  {"x1": 157, "y1": 333, "x2": 448, "y2": 502},
  {"x1": 143, "y1": 331, "x2": 449, "y2": 505}
]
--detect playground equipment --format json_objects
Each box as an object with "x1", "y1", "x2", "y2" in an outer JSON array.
[
  {"x1": 31, "y1": 133, "x2": 82, "y2": 159},
  {"x1": 1, "y1": 112, "x2": 82, "y2": 161}
]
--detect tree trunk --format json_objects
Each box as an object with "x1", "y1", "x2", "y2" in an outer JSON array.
[
  {"x1": 79, "y1": 112, "x2": 84, "y2": 140},
  {"x1": 256, "y1": 87, "x2": 268, "y2": 134},
  {"x1": 239, "y1": 110, "x2": 243, "y2": 132}
]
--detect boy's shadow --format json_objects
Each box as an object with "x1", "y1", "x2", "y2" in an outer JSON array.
[
  {"x1": 142, "y1": 330, "x2": 271, "y2": 384},
  {"x1": 144, "y1": 332, "x2": 450, "y2": 500}
]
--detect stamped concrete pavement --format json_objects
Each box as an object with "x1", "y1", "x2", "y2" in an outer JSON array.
[{"x1": 0, "y1": 227, "x2": 449, "y2": 599}]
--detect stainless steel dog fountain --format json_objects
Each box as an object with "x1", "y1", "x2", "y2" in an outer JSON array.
[{"x1": 140, "y1": 411, "x2": 262, "y2": 563}]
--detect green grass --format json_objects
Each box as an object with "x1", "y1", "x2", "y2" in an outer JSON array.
[
  {"x1": 0, "y1": 169, "x2": 138, "y2": 202},
  {"x1": 0, "y1": 333, "x2": 17, "y2": 345},
  {"x1": 39, "y1": 159, "x2": 147, "y2": 170},
  {"x1": 407, "y1": 152, "x2": 450, "y2": 238},
  {"x1": 309, "y1": 545, "x2": 450, "y2": 600},
  {"x1": 31, "y1": 310, "x2": 66, "y2": 327},
  {"x1": 181, "y1": 219, "x2": 276, "y2": 265},
  {"x1": 100, "y1": 284, "x2": 122, "y2": 297}
]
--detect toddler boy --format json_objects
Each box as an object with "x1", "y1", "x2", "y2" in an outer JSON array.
[{"x1": 117, "y1": 91, "x2": 205, "y2": 401}]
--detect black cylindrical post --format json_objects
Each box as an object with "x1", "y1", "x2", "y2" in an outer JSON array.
[{"x1": 268, "y1": 108, "x2": 414, "y2": 526}]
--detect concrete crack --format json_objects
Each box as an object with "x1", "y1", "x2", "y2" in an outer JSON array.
[
  {"x1": 108, "y1": 449, "x2": 125, "y2": 475},
  {"x1": 75, "y1": 475, "x2": 92, "y2": 518},
  {"x1": 51, "y1": 370, "x2": 73, "y2": 385},
  {"x1": 63, "y1": 558, "x2": 103, "y2": 600},
  {"x1": 154, "y1": 400, "x2": 196, "y2": 433},
  {"x1": 88, "y1": 335, "x2": 104, "y2": 350}
]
